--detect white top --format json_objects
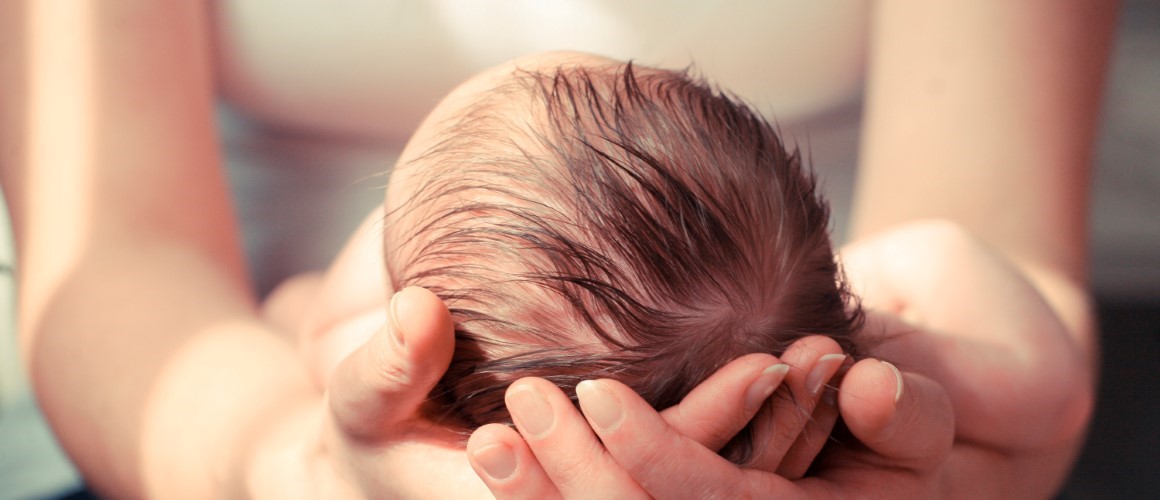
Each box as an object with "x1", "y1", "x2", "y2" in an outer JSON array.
[{"x1": 213, "y1": 1, "x2": 869, "y2": 141}]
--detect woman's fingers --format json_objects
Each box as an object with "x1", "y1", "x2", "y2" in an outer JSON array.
[
  {"x1": 753, "y1": 336, "x2": 846, "y2": 476},
  {"x1": 326, "y1": 286, "x2": 455, "y2": 442},
  {"x1": 657, "y1": 335, "x2": 846, "y2": 475},
  {"x1": 487, "y1": 359, "x2": 951, "y2": 500},
  {"x1": 577, "y1": 378, "x2": 798, "y2": 499},
  {"x1": 504, "y1": 378, "x2": 650, "y2": 499},
  {"x1": 776, "y1": 383, "x2": 841, "y2": 479},
  {"x1": 729, "y1": 336, "x2": 844, "y2": 473},
  {"x1": 790, "y1": 359, "x2": 954, "y2": 498},
  {"x1": 658, "y1": 352, "x2": 788, "y2": 451},
  {"x1": 653, "y1": 335, "x2": 847, "y2": 475},
  {"x1": 838, "y1": 359, "x2": 955, "y2": 466},
  {"x1": 468, "y1": 424, "x2": 563, "y2": 500}
]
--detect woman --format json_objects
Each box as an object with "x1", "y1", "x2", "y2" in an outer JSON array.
[{"x1": 0, "y1": 0, "x2": 1113, "y2": 497}]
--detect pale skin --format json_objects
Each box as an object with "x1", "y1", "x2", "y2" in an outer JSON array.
[
  {"x1": 0, "y1": 0, "x2": 1113, "y2": 499},
  {"x1": 0, "y1": 5, "x2": 922, "y2": 497},
  {"x1": 293, "y1": 0, "x2": 1116, "y2": 497},
  {"x1": 259, "y1": 51, "x2": 953, "y2": 500},
  {"x1": 265, "y1": 52, "x2": 911, "y2": 497}
]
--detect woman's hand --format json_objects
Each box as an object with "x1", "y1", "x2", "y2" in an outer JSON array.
[
  {"x1": 274, "y1": 212, "x2": 960, "y2": 498},
  {"x1": 472, "y1": 220, "x2": 1090, "y2": 498},
  {"x1": 840, "y1": 220, "x2": 1095, "y2": 497},
  {"x1": 256, "y1": 288, "x2": 860, "y2": 499},
  {"x1": 468, "y1": 353, "x2": 953, "y2": 498},
  {"x1": 463, "y1": 334, "x2": 952, "y2": 499},
  {"x1": 249, "y1": 286, "x2": 498, "y2": 498}
]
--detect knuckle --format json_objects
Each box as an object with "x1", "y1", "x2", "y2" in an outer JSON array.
[
  {"x1": 548, "y1": 454, "x2": 603, "y2": 490},
  {"x1": 701, "y1": 471, "x2": 749, "y2": 500},
  {"x1": 367, "y1": 341, "x2": 413, "y2": 388},
  {"x1": 626, "y1": 437, "x2": 668, "y2": 472},
  {"x1": 620, "y1": 435, "x2": 682, "y2": 484},
  {"x1": 681, "y1": 402, "x2": 747, "y2": 448}
]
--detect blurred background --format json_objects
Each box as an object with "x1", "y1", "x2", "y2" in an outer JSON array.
[{"x1": 1, "y1": 1, "x2": 1156, "y2": 498}]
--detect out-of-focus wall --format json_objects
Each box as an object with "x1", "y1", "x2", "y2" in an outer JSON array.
[{"x1": 1089, "y1": 0, "x2": 1160, "y2": 300}]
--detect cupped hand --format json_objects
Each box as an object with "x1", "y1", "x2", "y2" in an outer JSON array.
[
  {"x1": 248, "y1": 286, "x2": 493, "y2": 499},
  {"x1": 466, "y1": 335, "x2": 953, "y2": 499},
  {"x1": 255, "y1": 288, "x2": 871, "y2": 499},
  {"x1": 470, "y1": 220, "x2": 1090, "y2": 499},
  {"x1": 839, "y1": 220, "x2": 1095, "y2": 497}
]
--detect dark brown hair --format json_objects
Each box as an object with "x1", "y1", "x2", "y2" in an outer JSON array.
[{"x1": 385, "y1": 62, "x2": 863, "y2": 462}]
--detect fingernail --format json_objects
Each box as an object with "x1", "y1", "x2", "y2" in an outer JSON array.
[
  {"x1": 881, "y1": 360, "x2": 904, "y2": 403},
  {"x1": 388, "y1": 291, "x2": 405, "y2": 347},
  {"x1": 745, "y1": 363, "x2": 790, "y2": 411},
  {"x1": 506, "y1": 385, "x2": 554, "y2": 438},
  {"x1": 806, "y1": 354, "x2": 847, "y2": 396},
  {"x1": 473, "y1": 443, "x2": 517, "y2": 481},
  {"x1": 577, "y1": 380, "x2": 623, "y2": 432}
]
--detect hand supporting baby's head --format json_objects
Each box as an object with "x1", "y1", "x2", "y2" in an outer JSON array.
[{"x1": 383, "y1": 55, "x2": 862, "y2": 463}]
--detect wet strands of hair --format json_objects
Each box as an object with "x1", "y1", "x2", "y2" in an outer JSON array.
[{"x1": 385, "y1": 62, "x2": 864, "y2": 463}]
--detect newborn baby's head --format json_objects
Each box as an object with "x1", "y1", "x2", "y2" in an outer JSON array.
[{"x1": 382, "y1": 53, "x2": 862, "y2": 462}]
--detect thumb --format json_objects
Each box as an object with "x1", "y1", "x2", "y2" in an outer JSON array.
[
  {"x1": 838, "y1": 359, "x2": 954, "y2": 467},
  {"x1": 327, "y1": 286, "x2": 456, "y2": 441}
]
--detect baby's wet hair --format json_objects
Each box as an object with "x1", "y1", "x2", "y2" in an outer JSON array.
[{"x1": 385, "y1": 61, "x2": 863, "y2": 463}]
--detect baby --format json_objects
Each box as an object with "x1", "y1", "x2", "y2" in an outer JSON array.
[{"x1": 377, "y1": 54, "x2": 864, "y2": 462}]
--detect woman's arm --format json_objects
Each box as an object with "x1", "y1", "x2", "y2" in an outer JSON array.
[
  {"x1": 0, "y1": 2, "x2": 314, "y2": 496},
  {"x1": 850, "y1": 0, "x2": 1119, "y2": 495},
  {"x1": 851, "y1": 0, "x2": 1118, "y2": 352},
  {"x1": 1, "y1": 6, "x2": 510, "y2": 498}
]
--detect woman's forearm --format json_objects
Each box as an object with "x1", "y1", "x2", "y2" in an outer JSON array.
[
  {"x1": 853, "y1": 0, "x2": 1117, "y2": 280},
  {"x1": 851, "y1": 0, "x2": 1117, "y2": 358},
  {"x1": 32, "y1": 251, "x2": 316, "y2": 497},
  {"x1": 3, "y1": 0, "x2": 246, "y2": 307},
  {"x1": 1, "y1": 2, "x2": 306, "y2": 496}
]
